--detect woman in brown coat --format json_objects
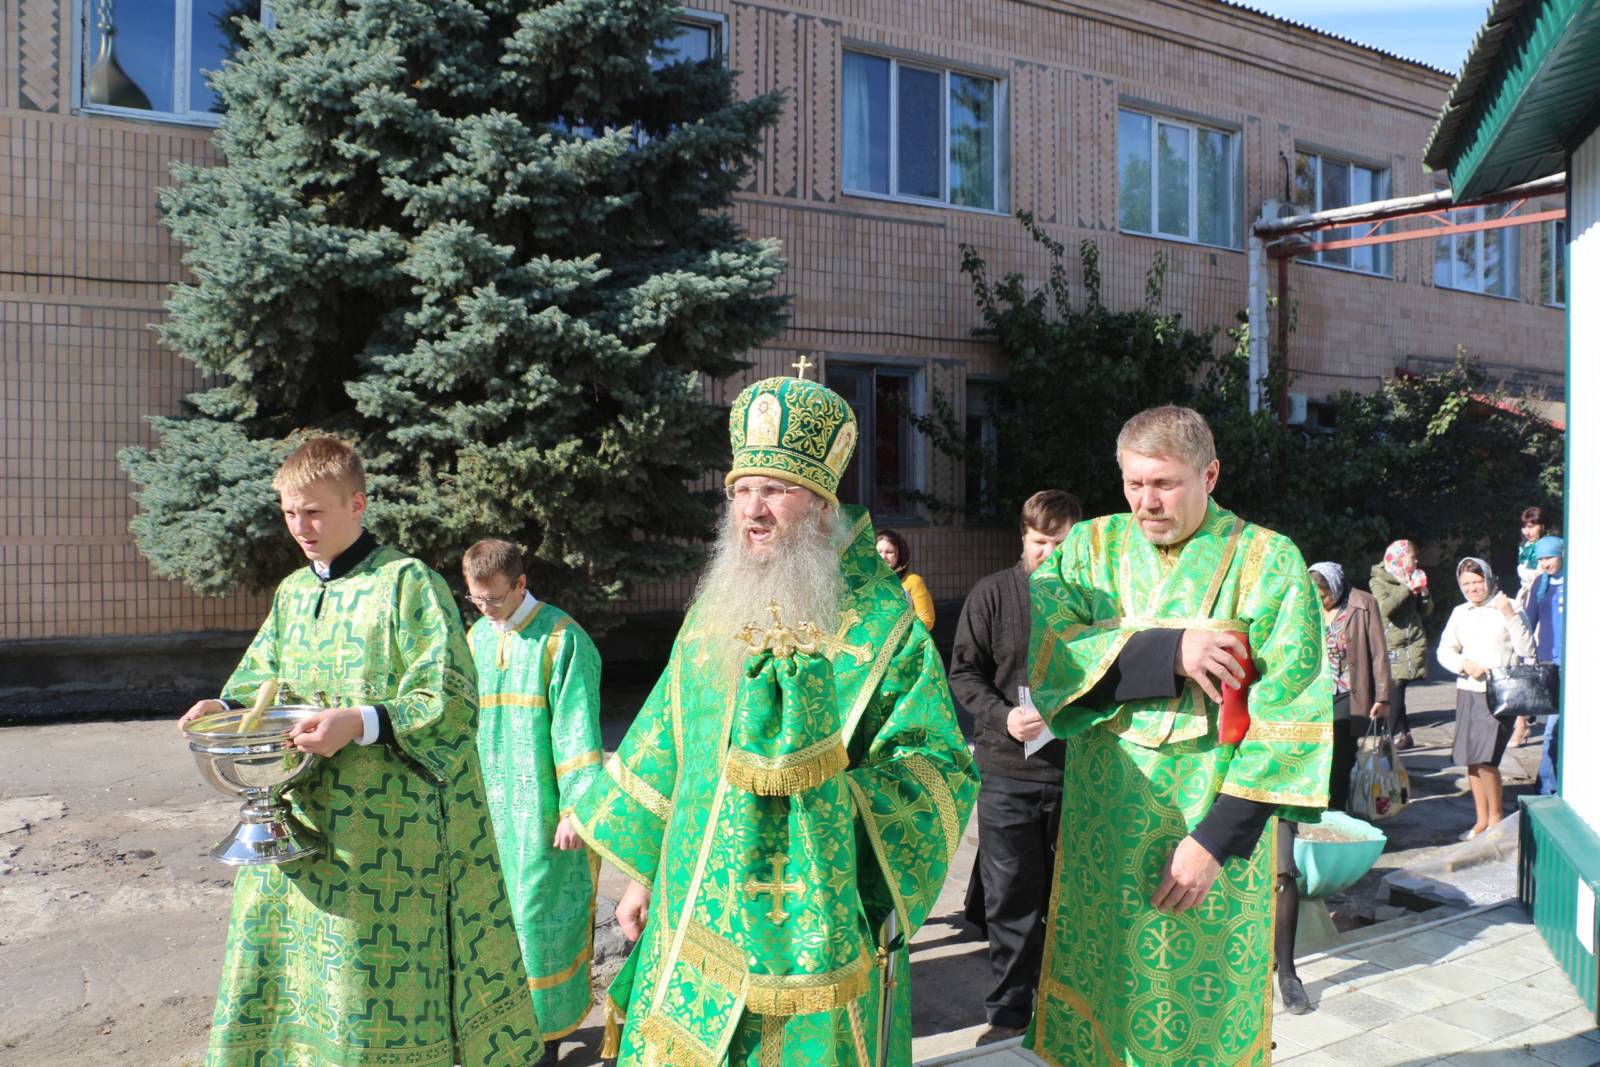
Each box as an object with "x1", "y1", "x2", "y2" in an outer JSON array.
[{"x1": 1309, "y1": 561, "x2": 1393, "y2": 810}]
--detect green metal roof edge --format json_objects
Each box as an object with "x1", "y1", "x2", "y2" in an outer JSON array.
[{"x1": 1424, "y1": 0, "x2": 1595, "y2": 191}]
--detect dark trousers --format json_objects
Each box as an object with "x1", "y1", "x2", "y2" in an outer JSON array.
[
  {"x1": 974, "y1": 774, "x2": 1062, "y2": 1028},
  {"x1": 1327, "y1": 692, "x2": 1355, "y2": 811},
  {"x1": 1391, "y1": 678, "x2": 1412, "y2": 734}
]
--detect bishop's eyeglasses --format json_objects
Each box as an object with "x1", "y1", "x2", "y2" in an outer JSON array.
[{"x1": 724, "y1": 482, "x2": 803, "y2": 504}]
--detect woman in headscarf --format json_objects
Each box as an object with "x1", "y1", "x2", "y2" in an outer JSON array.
[
  {"x1": 1275, "y1": 562, "x2": 1392, "y2": 1015},
  {"x1": 1436, "y1": 558, "x2": 1535, "y2": 838},
  {"x1": 876, "y1": 528, "x2": 936, "y2": 629},
  {"x1": 1370, "y1": 540, "x2": 1432, "y2": 751},
  {"x1": 1308, "y1": 562, "x2": 1393, "y2": 810}
]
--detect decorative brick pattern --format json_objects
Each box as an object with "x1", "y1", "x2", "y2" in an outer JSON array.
[
  {"x1": 1, "y1": 0, "x2": 1570, "y2": 639},
  {"x1": 17, "y1": 0, "x2": 59, "y2": 112}
]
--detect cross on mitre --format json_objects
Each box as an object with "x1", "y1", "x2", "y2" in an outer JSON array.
[{"x1": 791, "y1": 354, "x2": 815, "y2": 380}]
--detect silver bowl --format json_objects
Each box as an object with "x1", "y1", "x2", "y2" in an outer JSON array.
[{"x1": 185, "y1": 705, "x2": 323, "y2": 866}]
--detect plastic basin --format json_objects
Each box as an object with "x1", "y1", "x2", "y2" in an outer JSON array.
[{"x1": 1294, "y1": 810, "x2": 1387, "y2": 898}]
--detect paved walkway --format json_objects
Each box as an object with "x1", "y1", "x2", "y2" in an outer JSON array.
[{"x1": 919, "y1": 901, "x2": 1600, "y2": 1066}]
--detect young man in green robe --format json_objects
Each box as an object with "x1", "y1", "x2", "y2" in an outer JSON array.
[
  {"x1": 179, "y1": 436, "x2": 544, "y2": 1067},
  {"x1": 464, "y1": 538, "x2": 605, "y2": 1049},
  {"x1": 1025, "y1": 406, "x2": 1332, "y2": 1067},
  {"x1": 574, "y1": 368, "x2": 979, "y2": 1066}
]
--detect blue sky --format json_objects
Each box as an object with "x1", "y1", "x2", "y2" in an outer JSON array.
[{"x1": 1241, "y1": 0, "x2": 1490, "y2": 74}]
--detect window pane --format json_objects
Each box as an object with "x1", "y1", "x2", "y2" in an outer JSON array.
[
  {"x1": 948, "y1": 73, "x2": 995, "y2": 209},
  {"x1": 88, "y1": 0, "x2": 176, "y2": 112},
  {"x1": 896, "y1": 66, "x2": 942, "y2": 200},
  {"x1": 1487, "y1": 210, "x2": 1519, "y2": 297},
  {"x1": 826, "y1": 366, "x2": 870, "y2": 507},
  {"x1": 1349, "y1": 166, "x2": 1376, "y2": 272},
  {"x1": 661, "y1": 21, "x2": 717, "y2": 65},
  {"x1": 1293, "y1": 153, "x2": 1317, "y2": 212},
  {"x1": 1156, "y1": 123, "x2": 1190, "y2": 237},
  {"x1": 1454, "y1": 209, "x2": 1480, "y2": 291},
  {"x1": 1320, "y1": 159, "x2": 1350, "y2": 266},
  {"x1": 1554, "y1": 220, "x2": 1567, "y2": 304},
  {"x1": 1294, "y1": 153, "x2": 1318, "y2": 263},
  {"x1": 842, "y1": 53, "x2": 890, "y2": 194},
  {"x1": 1434, "y1": 235, "x2": 1453, "y2": 287},
  {"x1": 190, "y1": 0, "x2": 256, "y2": 113},
  {"x1": 874, "y1": 373, "x2": 911, "y2": 514},
  {"x1": 1196, "y1": 129, "x2": 1232, "y2": 247},
  {"x1": 1118, "y1": 111, "x2": 1152, "y2": 234}
]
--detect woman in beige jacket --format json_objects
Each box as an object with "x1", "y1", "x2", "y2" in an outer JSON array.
[{"x1": 1436, "y1": 557, "x2": 1534, "y2": 838}]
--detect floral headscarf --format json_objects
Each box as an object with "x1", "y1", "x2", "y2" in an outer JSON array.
[{"x1": 1384, "y1": 539, "x2": 1428, "y2": 593}]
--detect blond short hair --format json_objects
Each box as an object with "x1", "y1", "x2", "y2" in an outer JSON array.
[
  {"x1": 272, "y1": 436, "x2": 366, "y2": 496},
  {"x1": 463, "y1": 539, "x2": 525, "y2": 583},
  {"x1": 1115, "y1": 405, "x2": 1216, "y2": 471}
]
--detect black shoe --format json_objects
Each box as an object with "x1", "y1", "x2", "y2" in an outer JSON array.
[
  {"x1": 1278, "y1": 972, "x2": 1311, "y2": 1015},
  {"x1": 976, "y1": 1024, "x2": 1024, "y2": 1046}
]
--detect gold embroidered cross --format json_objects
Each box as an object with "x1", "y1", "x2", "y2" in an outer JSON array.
[
  {"x1": 734, "y1": 601, "x2": 825, "y2": 659},
  {"x1": 815, "y1": 609, "x2": 871, "y2": 665},
  {"x1": 791, "y1": 354, "x2": 815, "y2": 380},
  {"x1": 744, "y1": 855, "x2": 804, "y2": 924}
]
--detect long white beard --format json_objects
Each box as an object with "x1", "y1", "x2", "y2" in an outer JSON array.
[{"x1": 690, "y1": 503, "x2": 849, "y2": 683}]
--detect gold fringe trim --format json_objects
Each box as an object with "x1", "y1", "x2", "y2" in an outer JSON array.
[
  {"x1": 724, "y1": 738, "x2": 848, "y2": 796},
  {"x1": 601, "y1": 995, "x2": 625, "y2": 1060},
  {"x1": 744, "y1": 953, "x2": 871, "y2": 1015},
  {"x1": 639, "y1": 1013, "x2": 720, "y2": 1067},
  {"x1": 681, "y1": 920, "x2": 749, "y2": 992}
]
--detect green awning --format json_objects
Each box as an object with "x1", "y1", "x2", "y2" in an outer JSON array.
[{"x1": 1424, "y1": 0, "x2": 1600, "y2": 199}]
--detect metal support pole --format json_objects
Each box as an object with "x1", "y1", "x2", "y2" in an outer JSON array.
[{"x1": 1247, "y1": 210, "x2": 1270, "y2": 414}]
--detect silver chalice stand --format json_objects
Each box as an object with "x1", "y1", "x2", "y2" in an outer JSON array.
[{"x1": 185, "y1": 705, "x2": 323, "y2": 865}]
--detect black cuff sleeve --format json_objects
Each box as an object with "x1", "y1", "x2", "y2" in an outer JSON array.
[
  {"x1": 1190, "y1": 794, "x2": 1277, "y2": 865},
  {"x1": 374, "y1": 704, "x2": 395, "y2": 745},
  {"x1": 1077, "y1": 627, "x2": 1185, "y2": 708},
  {"x1": 220, "y1": 698, "x2": 244, "y2": 710}
]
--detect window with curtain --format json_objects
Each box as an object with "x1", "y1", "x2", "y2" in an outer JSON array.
[
  {"x1": 81, "y1": 0, "x2": 264, "y2": 123},
  {"x1": 1292, "y1": 151, "x2": 1393, "y2": 275},
  {"x1": 842, "y1": 51, "x2": 1008, "y2": 212},
  {"x1": 826, "y1": 362, "x2": 921, "y2": 517},
  {"x1": 1434, "y1": 203, "x2": 1521, "y2": 299},
  {"x1": 1118, "y1": 108, "x2": 1238, "y2": 249},
  {"x1": 1542, "y1": 219, "x2": 1567, "y2": 307}
]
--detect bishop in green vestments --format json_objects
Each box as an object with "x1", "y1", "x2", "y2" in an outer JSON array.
[
  {"x1": 1025, "y1": 407, "x2": 1331, "y2": 1067},
  {"x1": 464, "y1": 538, "x2": 605, "y2": 1042},
  {"x1": 180, "y1": 438, "x2": 544, "y2": 1067},
  {"x1": 575, "y1": 371, "x2": 978, "y2": 1066}
]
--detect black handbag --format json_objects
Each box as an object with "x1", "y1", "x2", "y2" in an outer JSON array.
[{"x1": 1486, "y1": 663, "x2": 1560, "y2": 721}]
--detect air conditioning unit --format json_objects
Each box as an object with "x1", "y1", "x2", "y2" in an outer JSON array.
[{"x1": 1285, "y1": 392, "x2": 1308, "y2": 426}]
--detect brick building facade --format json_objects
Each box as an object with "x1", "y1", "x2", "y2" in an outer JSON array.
[{"x1": 1, "y1": 0, "x2": 1567, "y2": 650}]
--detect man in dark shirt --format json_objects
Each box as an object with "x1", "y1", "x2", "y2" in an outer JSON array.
[{"x1": 949, "y1": 490, "x2": 1081, "y2": 1042}]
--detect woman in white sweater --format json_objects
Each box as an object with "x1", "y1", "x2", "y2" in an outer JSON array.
[{"x1": 1436, "y1": 557, "x2": 1535, "y2": 838}]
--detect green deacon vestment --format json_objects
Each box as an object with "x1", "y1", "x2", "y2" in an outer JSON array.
[
  {"x1": 469, "y1": 599, "x2": 604, "y2": 1040},
  {"x1": 209, "y1": 540, "x2": 544, "y2": 1067},
  {"x1": 1025, "y1": 501, "x2": 1331, "y2": 1067},
  {"x1": 575, "y1": 507, "x2": 978, "y2": 1066}
]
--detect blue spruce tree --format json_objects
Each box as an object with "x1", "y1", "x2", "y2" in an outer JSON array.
[{"x1": 120, "y1": 0, "x2": 786, "y2": 621}]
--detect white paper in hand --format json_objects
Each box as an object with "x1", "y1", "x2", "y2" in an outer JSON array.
[{"x1": 1018, "y1": 685, "x2": 1055, "y2": 758}]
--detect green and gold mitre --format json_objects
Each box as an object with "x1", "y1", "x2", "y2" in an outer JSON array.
[{"x1": 726, "y1": 364, "x2": 857, "y2": 506}]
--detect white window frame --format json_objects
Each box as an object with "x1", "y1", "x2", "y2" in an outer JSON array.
[
  {"x1": 1543, "y1": 219, "x2": 1568, "y2": 308},
  {"x1": 1118, "y1": 107, "x2": 1241, "y2": 250},
  {"x1": 1293, "y1": 150, "x2": 1393, "y2": 277},
  {"x1": 73, "y1": 0, "x2": 273, "y2": 127},
  {"x1": 841, "y1": 49, "x2": 1009, "y2": 215},
  {"x1": 1434, "y1": 204, "x2": 1522, "y2": 300}
]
